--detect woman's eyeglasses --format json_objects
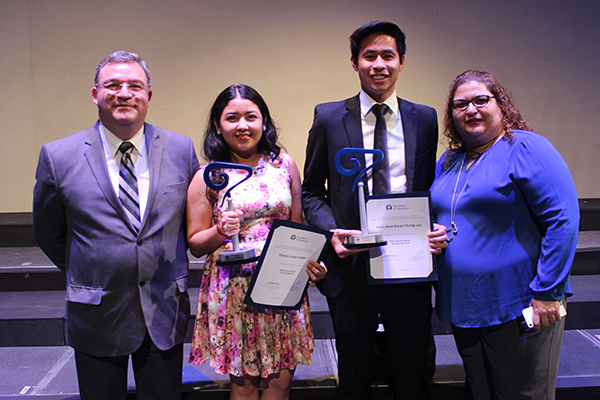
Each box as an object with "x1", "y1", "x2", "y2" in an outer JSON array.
[{"x1": 452, "y1": 95, "x2": 494, "y2": 111}]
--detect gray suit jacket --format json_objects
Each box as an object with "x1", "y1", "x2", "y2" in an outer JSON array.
[
  {"x1": 33, "y1": 121, "x2": 199, "y2": 357},
  {"x1": 302, "y1": 95, "x2": 439, "y2": 298}
]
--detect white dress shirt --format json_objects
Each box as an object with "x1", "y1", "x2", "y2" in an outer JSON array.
[
  {"x1": 99, "y1": 123, "x2": 150, "y2": 219},
  {"x1": 359, "y1": 90, "x2": 407, "y2": 195}
]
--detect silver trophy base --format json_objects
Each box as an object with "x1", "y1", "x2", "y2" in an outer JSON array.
[
  {"x1": 217, "y1": 248, "x2": 258, "y2": 266},
  {"x1": 346, "y1": 234, "x2": 387, "y2": 249}
]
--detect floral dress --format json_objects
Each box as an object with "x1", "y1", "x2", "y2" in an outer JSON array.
[{"x1": 189, "y1": 154, "x2": 314, "y2": 378}]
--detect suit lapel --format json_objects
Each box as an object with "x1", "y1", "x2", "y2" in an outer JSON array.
[
  {"x1": 340, "y1": 95, "x2": 370, "y2": 193},
  {"x1": 83, "y1": 123, "x2": 126, "y2": 219},
  {"x1": 143, "y1": 123, "x2": 164, "y2": 229},
  {"x1": 342, "y1": 95, "x2": 364, "y2": 149},
  {"x1": 400, "y1": 97, "x2": 417, "y2": 192}
]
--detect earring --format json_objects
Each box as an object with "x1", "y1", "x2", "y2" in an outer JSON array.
[
  {"x1": 216, "y1": 130, "x2": 221, "y2": 135},
  {"x1": 263, "y1": 125, "x2": 266, "y2": 132}
]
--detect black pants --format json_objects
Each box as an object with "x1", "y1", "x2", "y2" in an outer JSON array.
[
  {"x1": 453, "y1": 313, "x2": 565, "y2": 400},
  {"x1": 74, "y1": 332, "x2": 183, "y2": 400},
  {"x1": 327, "y1": 263, "x2": 433, "y2": 400}
]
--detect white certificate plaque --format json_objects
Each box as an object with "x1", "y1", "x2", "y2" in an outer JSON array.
[
  {"x1": 366, "y1": 192, "x2": 435, "y2": 284},
  {"x1": 244, "y1": 219, "x2": 332, "y2": 309}
]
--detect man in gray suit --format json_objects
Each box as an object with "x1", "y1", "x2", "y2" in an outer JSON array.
[{"x1": 33, "y1": 51, "x2": 199, "y2": 400}]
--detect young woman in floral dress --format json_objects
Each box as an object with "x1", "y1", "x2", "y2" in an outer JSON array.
[{"x1": 187, "y1": 84, "x2": 326, "y2": 400}]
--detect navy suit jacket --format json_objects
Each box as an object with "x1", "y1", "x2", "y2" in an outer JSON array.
[
  {"x1": 33, "y1": 121, "x2": 199, "y2": 357},
  {"x1": 302, "y1": 94, "x2": 438, "y2": 298}
]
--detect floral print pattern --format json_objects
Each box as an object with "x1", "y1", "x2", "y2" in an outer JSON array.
[{"x1": 189, "y1": 154, "x2": 314, "y2": 378}]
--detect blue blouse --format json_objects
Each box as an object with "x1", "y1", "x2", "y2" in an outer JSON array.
[{"x1": 430, "y1": 130, "x2": 579, "y2": 327}]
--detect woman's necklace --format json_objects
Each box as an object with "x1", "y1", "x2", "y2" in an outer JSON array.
[{"x1": 446, "y1": 136, "x2": 501, "y2": 242}]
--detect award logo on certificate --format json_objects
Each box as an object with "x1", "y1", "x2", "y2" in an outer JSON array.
[
  {"x1": 244, "y1": 220, "x2": 332, "y2": 310},
  {"x1": 366, "y1": 192, "x2": 435, "y2": 284}
]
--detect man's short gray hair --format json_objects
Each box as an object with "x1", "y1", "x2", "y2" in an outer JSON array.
[{"x1": 94, "y1": 51, "x2": 151, "y2": 87}]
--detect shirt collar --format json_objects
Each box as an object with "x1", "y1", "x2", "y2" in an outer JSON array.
[
  {"x1": 359, "y1": 90, "x2": 399, "y2": 117},
  {"x1": 100, "y1": 123, "x2": 145, "y2": 157}
]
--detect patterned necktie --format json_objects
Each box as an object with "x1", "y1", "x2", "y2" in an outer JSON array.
[
  {"x1": 118, "y1": 141, "x2": 140, "y2": 232},
  {"x1": 372, "y1": 104, "x2": 391, "y2": 195}
]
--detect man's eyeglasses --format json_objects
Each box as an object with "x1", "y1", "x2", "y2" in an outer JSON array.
[
  {"x1": 452, "y1": 95, "x2": 494, "y2": 111},
  {"x1": 98, "y1": 82, "x2": 148, "y2": 93}
]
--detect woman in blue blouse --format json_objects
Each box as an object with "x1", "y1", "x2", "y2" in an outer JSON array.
[{"x1": 430, "y1": 70, "x2": 579, "y2": 400}]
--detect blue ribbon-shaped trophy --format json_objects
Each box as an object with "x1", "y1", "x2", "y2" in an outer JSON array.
[
  {"x1": 334, "y1": 148, "x2": 387, "y2": 248},
  {"x1": 204, "y1": 162, "x2": 259, "y2": 265}
]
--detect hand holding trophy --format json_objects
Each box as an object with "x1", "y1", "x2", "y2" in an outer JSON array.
[
  {"x1": 203, "y1": 162, "x2": 260, "y2": 265},
  {"x1": 334, "y1": 148, "x2": 388, "y2": 249}
]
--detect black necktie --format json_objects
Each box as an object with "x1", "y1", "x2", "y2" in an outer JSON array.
[
  {"x1": 118, "y1": 142, "x2": 140, "y2": 232},
  {"x1": 372, "y1": 104, "x2": 390, "y2": 195}
]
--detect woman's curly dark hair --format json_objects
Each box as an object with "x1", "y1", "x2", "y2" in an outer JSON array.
[
  {"x1": 443, "y1": 70, "x2": 533, "y2": 153},
  {"x1": 202, "y1": 84, "x2": 281, "y2": 163}
]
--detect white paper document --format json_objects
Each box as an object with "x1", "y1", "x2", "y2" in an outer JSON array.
[
  {"x1": 366, "y1": 194, "x2": 434, "y2": 283},
  {"x1": 245, "y1": 220, "x2": 331, "y2": 309}
]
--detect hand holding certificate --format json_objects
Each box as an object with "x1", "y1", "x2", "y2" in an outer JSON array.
[{"x1": 244, "y1": 220, "x2": 332, "y2": 309}]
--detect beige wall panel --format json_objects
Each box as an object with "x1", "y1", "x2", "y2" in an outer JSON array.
[
  {"x1": 0, "y1": 1, "x2": 36, "y2": 211},
  {"x1": 1, "y1": 0, "x2": 599, "y2": 212}
]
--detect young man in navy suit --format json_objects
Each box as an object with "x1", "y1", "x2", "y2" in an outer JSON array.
[
  {"x1": 33, "y1": 51, "x2": 199, "y2": 400},
  {"x1": 302, "y1": 22, "x2": 446, "y2": 400}
]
